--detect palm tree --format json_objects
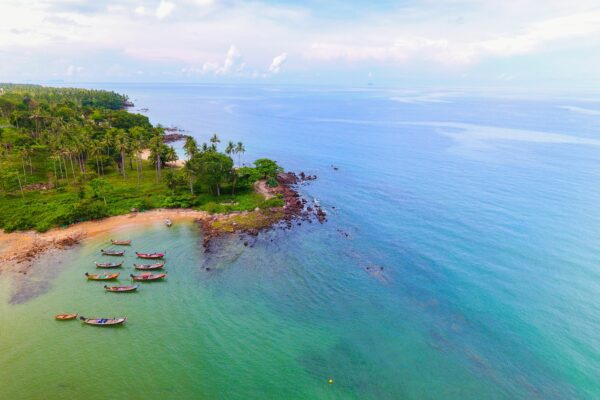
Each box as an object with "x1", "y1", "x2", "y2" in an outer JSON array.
[
  {"x1": 235, "y1": 141, "x2": 245, "y2": 167},
  {"x1": 183, "y1": 161, "x2": 195, "y2": 194},
  {"x1": 149, "y1": 135, "x2": 163, "y2": 182},
  {"x1": 114, "y1": 130, "x2": 128, "y2": 178},
  {"x1": 225, "y1": 141, "x2": 235, "y2": 157},
  {"x1": 210, "y1": 133, "x2": 220, "y2": 150},
  {"x1": 89, "y1": 139, "x2": 103, "y2": 176},
  {"x1": 184, "y1": 136, "x2": 198, "y2": 159}
]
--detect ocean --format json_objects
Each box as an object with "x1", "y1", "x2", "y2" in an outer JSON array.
[{"x1": 1, "y1": 83, "x2": 599, "y2": 399}]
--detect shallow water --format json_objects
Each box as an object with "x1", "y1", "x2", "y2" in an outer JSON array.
[{"x1": 2, "y1": 85, "x2": 600, "y2": 399}]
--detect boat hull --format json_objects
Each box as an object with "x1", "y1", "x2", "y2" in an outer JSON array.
[
  {"x1": 130, "y1": 273, "x2": 167, "y2": 281},
  {"x1": 55, "y1": 313, "x2": 78, "y2": 320},
  {"x1": 104, "y1": 285, "x2": 138, "y2": 293},
  {"x1": 101, "y1": 251, "x2": 125, "y2": 256},
  {"x1": 85, "y1": 273, "x2": 120, "y2": 281},
  {"x1": 80, "y1": 317, "x2": 127, "y2": 326},
  {"x1": 136, "y1": 252, "x2": 164, "y2": 259},
  {"x1": 134, "y1": 263, "x2": 165, "y2": 270},
  {"x1": 95, "y1": 262, "x2": 123, "y2": 268}
]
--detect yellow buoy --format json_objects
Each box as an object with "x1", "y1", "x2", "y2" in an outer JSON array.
[{"x1": 328, "y1": 378, "x2": 334, "y2": 384}]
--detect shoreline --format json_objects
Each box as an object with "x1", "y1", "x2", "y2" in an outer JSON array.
[
  {"x1": 0, "y1": 209, "x2": 211, "y2": 275},
  {"x1": 0, "y1": 172, "x2": 324, "y2": 275}
]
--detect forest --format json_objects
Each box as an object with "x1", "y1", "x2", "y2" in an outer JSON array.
[{"x1": 0, "y1": 84, "x2": 283, "y2": 232}]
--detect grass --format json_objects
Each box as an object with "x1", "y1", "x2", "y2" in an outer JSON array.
[
  {"x1": 211, "y1": 209, "x2": 286, "y2": 233},
  {"x1": 0, "y1": 158, "x2": 280, "y2": 232}
]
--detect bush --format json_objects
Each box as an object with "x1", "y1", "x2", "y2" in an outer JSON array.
[
  {"x1": 259, "y1": 196, "x2": 285, "y2": 209},
  {"x1": 161, "y1": 194, "x2": 194, "y2": 208}
]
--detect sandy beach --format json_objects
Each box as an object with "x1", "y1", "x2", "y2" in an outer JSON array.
[{"x1": 0, "y1": 209, "x2": 211, "y2": 275}]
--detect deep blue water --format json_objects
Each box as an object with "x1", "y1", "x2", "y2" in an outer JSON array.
[{"x1": 31, "y1": 84, "x2": 600, "y2": 398}]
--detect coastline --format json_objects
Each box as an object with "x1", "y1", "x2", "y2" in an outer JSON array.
[
  {"x1": 0, "y1": 209, "x2": 210, "y2": 275},
  {"x1": 0, "y1": 172, "x2": 322, "y2": 275}
]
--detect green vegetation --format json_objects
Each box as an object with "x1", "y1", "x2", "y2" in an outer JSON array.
[{"x1": 0, "y1": 84, "x2": 284, "y2": 232}]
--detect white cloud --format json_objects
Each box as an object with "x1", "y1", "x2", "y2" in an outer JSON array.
[
  {"x1": 1, "y1": 0, "x2": 600, "y2": 82},
  {"x1": 268, "y1": 52, "x2": 287, "y2": 74},
  {"x1": 156, "y1": 0, "x2": 175, "y2": 19},
  {"x1": 181, "y1": 45, "x2": 245, "y2": 76},
  {"x1": 65, "y1": 65, "x2": 84, "y2": 76},
  {"x1": 216, "y1": 45, "x2": 244, "y2": 74}
]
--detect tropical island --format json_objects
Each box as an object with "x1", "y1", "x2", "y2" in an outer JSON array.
[{"x1": 0, "y1": 83, "x2": 313, "y2": 270}]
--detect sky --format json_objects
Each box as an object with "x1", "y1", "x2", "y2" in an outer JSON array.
[{"x1": 1, "y1": 0, "x2": 600, "y2": 87}]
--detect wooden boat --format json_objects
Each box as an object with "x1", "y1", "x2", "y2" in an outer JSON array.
[
  {"x1": 165, "y1": 218, "x2": 173, "y2": 227},
  {"x1": 130, "y1": 273, "x2": 167, "y2": 281},
  {"x1": 55, "y1": 313, "x2": 78, "y2": 320},
  {"x1": 79, "y1": 316, "x2": 127, "y2": 326},
  {"x1": 111, "y1": 239, "x2": 131, "y2": 246},
  {"x1": 101, "y1": 249, "x2": 125, "y2": 256},
  {"x1": 134, "y1": 263, "x2": 165, "y2": 270},
  {"x1": 95, "y1": 261, "x2": 123, "y2": 268},
  {"x1": 85, "y1": 272, "x2": 119, "y2": 281},
  {"x1": 135, "y1": 252, "x2": 165, "y2": 259},
  {"x1": 104, "y1": 285, "x2": 138, "y2": 293}
]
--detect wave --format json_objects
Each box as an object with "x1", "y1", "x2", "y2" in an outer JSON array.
[{"x1": 558, "y1": 105, "x2": 600, "y2": 116}]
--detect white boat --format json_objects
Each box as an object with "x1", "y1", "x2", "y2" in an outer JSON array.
[{"x1": 165, "y1": 218, "x2": 172, "y2": 227}]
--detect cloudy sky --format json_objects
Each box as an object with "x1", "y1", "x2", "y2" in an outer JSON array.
[{"x1": 1, "y1": 0, "x2": 600, "y2": 86}]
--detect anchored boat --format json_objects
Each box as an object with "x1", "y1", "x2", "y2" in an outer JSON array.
[
  {"x1": 111, "y1": 239, "x2": 131, "y2": 246},
  {"x1": 79, "y1": 316, "x2": 127, "y2": 326},
  {"x1": 55, "y1": 313, "x2": 78, "y2": 320},
  {"x1": 101, "y1": 249, "x2": 125, "y2": 256},
  {"x1": 134, "y1": 263, "x2": 165, "y2": 270},
  {"x1": 130, "y1": 273, "x2": 167, "y2": 281},
  {"x1": 135, "y1": 252, "x2": 165, "y2": 259},
  {"x1": 104, "y1": 285, "x2": 139, "y2": 293},
  {"x1": 95, "y1": 261, "x2": 123, "y2": 268},
  {"x1": 85, "y1": 272, "x2": 120, "y2": 281}
]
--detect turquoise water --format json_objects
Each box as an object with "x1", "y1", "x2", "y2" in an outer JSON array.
[{"x1": 2, "y1": 85, "x2": 600, "y2": 398}]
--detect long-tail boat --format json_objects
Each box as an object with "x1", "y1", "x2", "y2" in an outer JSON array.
[
  {"x1": 135, "y1": 252, "x2": 164, "y2": 259},
  {"x1": 95, "y1": 261, "x2": 123, "y2": 268},
  {"x1": 111, "y1": 239, "x2": 131, "y2": 246},
  {"x1": 130, "y1": 273, "x2": 167, "y2": 281},
  {"x1": 79, "y1": 316, "x2": 127, "y2": 326},
  {"x1": 133, "y1": 263, "x2": 165, "y2": 270},
  {"x1": 85, "y1": 272, "x2": 120, "y2": 280},
  {"x1": 55, "y1": 313, "x2": 78, "y2": 320},
  {"x1": 101, "y1": 249, "x2": 125, "y2": 256},
  {"x1": 104, "y1": 285, "x2": 138, "y2": 293}
]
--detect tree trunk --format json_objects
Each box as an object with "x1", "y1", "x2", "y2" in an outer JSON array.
[
  {"x1": 21, "y1": 157, "x2": 27, "y2": 183},
  {"x1": 52, "y1": 158, "x2": 58, "y2": 188},
  {"x1": 16, "y1": 173, "x2": 24, "y2": 199},
  {"x1": 69, "y1": 156, "x2": 76, "y2": 180},
  {"x1": 58, "y1": 156, "x2": 65, "y2": 181},
  {"x1": 121, "y1": 151, "x2": 127, "y2": 178},
  {"x1": 136, "y1": 157, "x2": 141, "y2": 188}
]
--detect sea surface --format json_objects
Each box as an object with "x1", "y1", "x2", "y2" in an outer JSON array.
[{"x1": 1, "y1": 84, "x2": 600, "y2": 399}]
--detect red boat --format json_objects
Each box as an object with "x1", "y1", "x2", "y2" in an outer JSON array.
[
  {"x1": 135, "y1": 252, "x2": 165, "y2": 259},
  {"x1": 130, "y1": 273, "x2": 167, "y2": 281}
]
